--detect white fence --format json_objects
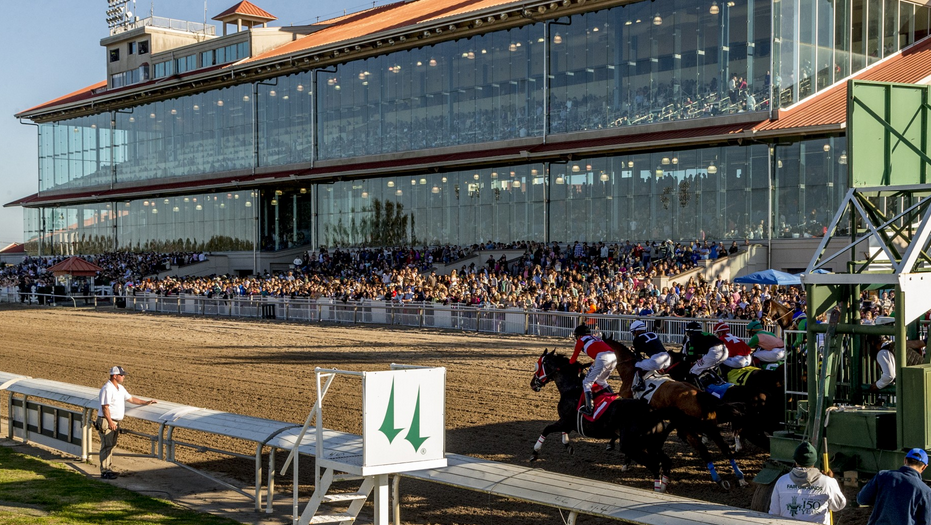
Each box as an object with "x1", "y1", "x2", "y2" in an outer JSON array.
[
  {"x1": 96, "y1": 293, "x2": 760, "y2": 343},
  {"x1": 0, "y1": 287, "x2": 765, "y2": 342}
]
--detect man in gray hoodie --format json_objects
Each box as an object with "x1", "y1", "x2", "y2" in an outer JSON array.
[{"x1": 769, "y1": 441, "x2": 846, "y2": 523}]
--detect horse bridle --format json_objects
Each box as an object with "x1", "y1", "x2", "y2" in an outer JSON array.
[
  {"x1": 763, "y1": 300, "x2": 793, "y2": 327},
  {"x1": 531, "y1": 353, "x2": 553, "y2": 391}
]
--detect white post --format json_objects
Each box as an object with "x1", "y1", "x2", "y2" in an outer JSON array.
[{"x1": 374, "y1": 474, "x2": 389, "y2": 525}]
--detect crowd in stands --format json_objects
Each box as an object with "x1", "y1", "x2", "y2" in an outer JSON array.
[
  {"x1": 81, "y1": 239, "x2": 795, "y2": 321},
  {"x1": 0, "y1": 240, "x2": 823, "y2": 323},
  {"x1": 0, "y1": 252, "x2": 206, "y2": 296}
]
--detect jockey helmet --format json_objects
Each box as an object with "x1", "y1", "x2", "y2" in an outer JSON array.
[
  {"x1": 792, "y1": 311, "x2": 807, "y2": 322},
  {"x1": 629, "y1": 320, "x2": 647, "y2": 334},
  {"x1": 712, "y1": 320, "x2": 730, "y2": 334},
  {"x1": 747, "y1": 320, "x2": 764, "y2": 332},
  {"x1": 574, "y1": 324, "x2": 591, "y2": 338},
  {"x1": 685, "y1": 321, "x2": 702, "y2": 332}
]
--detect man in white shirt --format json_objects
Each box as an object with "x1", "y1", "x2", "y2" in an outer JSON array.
[{"x1": 97, "y1": 366, "x2": 156, "y2": 479}]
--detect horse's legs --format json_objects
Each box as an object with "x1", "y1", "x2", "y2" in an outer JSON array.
[
  {"x1": 679, "y1": 428, "x2": 730, "y2": 488},
  {"x1": 531, "y1": 421, "x2": 572, "y2": 461},
  {"x1": 702, "y1": 423, "x2": 748, "y2": 488}
]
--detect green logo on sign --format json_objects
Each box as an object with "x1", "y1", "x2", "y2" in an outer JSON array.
[{"x1": 378, "y1": 378, "x2": 430, "y2": 452}]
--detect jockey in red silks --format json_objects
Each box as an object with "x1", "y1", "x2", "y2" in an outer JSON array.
[
  {"x1": 570, "y1": 324, "x2": 617, "y2": 415},
  {"x1": 712, "y1": 320, "x2": 753, "y2": 370}
]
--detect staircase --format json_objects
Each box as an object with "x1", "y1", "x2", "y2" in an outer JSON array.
[{"x1": 299, "y1": 468, "x2": 374, "y2": 525}]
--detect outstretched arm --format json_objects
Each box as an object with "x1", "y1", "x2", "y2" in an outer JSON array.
[{"x1": 129, "y1": 396, "x2": 157, "y2": 406}]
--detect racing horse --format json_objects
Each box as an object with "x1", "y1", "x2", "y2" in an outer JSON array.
[
  {"x1": 604, "y1": 337, "x2": 748, "y2": 489},
  {"x1": 529, "y1": 349, "x2": 674, "y2": 491},
  {"x1": 761, "y1": 298, "x2": 795, "y2": 333},
  {"x1": 664, "y1": 351, "x2": 784, "y2": 452}
]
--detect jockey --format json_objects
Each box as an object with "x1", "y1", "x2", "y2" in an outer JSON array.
[
  {"x1": 569, "y1": 324, "x2": 617, "y2": 415},
  {"x1": 791, "y1": 311, "x2": 808, "y2": 350},
  {"x1": 713, "y1": 320, "x2": 753, "y2": 370},
  {"x1": 631, "y1": 320, "x2": 671, "y2": 391},
  {"x1": 868, "y1": 337, "x2": 896, "y2": 392},
  {"x1": 747, "y1": 320, "x2": 786, "y2": 367},
  {"x1": 683, "y1": 321, "x2": 728, "y2": 383}
]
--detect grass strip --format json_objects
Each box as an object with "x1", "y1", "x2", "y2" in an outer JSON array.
[{"x1": 0, "y1": 445, "x2": 240, "y2": 524}]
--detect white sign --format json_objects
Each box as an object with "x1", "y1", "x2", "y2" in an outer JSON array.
[{"x1": 362, "y1": 368, "x2": 446, "y2": 471}]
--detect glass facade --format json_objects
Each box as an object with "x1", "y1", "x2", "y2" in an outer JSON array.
[
  {"x1": 27, "y1": 0, "x2": 891, "y2": 253},
  {"x1": 24, "y1": 190, "x2": 256, "y2": 256},
  {"x1": 775, "y1": 0, "x2": 930, "y2": 107},
  {"x1": 316, "y1": 136, "x2": 848, "y2": 247},
  {"x1": 37, "y1": 0, "x2": 775, "y2": 193},
  {"x1": 25, "y1": 136, "x2": 847, "y2": 254},
  {"x1": 38, "y1": 84, "x2": 254, "y2": 193}
]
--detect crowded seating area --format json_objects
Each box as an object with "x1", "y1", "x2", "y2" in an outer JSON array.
[
  {"x1": 0, "y1": 252, "x2": 206, "y2": 296},
  {"x1": 1, "y1": 239, "x2": 791, "y2": 320}
]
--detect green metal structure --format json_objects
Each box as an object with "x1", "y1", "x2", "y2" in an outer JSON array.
[{"x1": 756, "y1": 80, "x2": 931, "y2": 491}]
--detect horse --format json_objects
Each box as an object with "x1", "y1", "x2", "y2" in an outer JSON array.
[
  {"x1": 529, "y1": 349, "x2": 674, "y2": 492},
  {"x1": 603, "y1": 337, "x2": 748, "y2": 489},
  {"x1": 761, "y1": 298, "x2": 794, "y2": 333},
  {"x1": 657, "y1": 347, "x2": 784, "y2": 451}
]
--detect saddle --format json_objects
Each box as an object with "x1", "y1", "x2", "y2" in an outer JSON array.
[
  {"x1": 576, "y1": 385, "x2": 618, "y2": 422},
  {"x1": 695, "y1": 369, "x2": 733, "y2": 398},
  {"x1": 632, "y1": 372, "x2": 673, "y2": 403},
  {"x1": 726, "y1": 366, "x2": 761, "y2": 386}
]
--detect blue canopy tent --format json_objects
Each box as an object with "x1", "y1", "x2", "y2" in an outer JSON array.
[{"x1": 733, "y1": 269, "x2": 802, "y2": 286}]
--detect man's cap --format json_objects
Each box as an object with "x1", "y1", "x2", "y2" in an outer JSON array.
[
  {"x1": 574, "y1": 324, "x2": 591, "y2": 337},
  {"x1": 685, "y1": 321, "x2": 702, "y2": 332},
  {"x1": 874, "y1": 316, "x2": 895, "y2": 325},
  {"x1": 792, "y1": 311, "x2": 807, "y2": 321},
  {"x1": 793, "y1": 441, "x2": 818, "y2": 467},
  {"x1": 109, "y1": 366, "x2": 126, "y2": 376},
  {"x1": 906, "y1": 448, "x2": 929, "y2": 465},
  {"x1": 712, "y1": 320, "x2": 730, "y2": 334},
  {"x1": 747, "y1": 320, "x2": 764, "y2": 332},
  {"x1": 629, "y1": 320, "x2": 647, "y2": 333}
]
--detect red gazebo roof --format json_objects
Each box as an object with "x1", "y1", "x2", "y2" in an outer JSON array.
[{"x1": 46, "y1": 256, "x2": 104, "y2": 277}]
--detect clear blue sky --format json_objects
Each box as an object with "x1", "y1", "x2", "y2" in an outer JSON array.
[{"x1": 0, "y1": 0, "x2": 384, "y2": 248}]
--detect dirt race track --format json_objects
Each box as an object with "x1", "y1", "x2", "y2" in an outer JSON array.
[{"x1": 0, "y1": 305, "x2": 872, "y2": 525}]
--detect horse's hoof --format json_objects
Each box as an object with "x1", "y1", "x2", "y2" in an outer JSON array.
[
  {"x1": 529, "y1": 453, "x2": 538, "y2": 463},
  {"x1": 738, "y1": 478, "x2": 749, "y2": 488},
  {"x1": 565, "y1": 445, "x2": 574, "y2": 455},
  {"x1": 718, "y1": 480, "x2": 732, "y2": 490},
  {"x1": 620, "y1": 463, "x2": 630, "y2": 472},
  {"x1": 605, "y1": 443, "x2": 614, "y2": 452}
]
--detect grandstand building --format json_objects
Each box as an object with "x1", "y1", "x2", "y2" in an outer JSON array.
[{"x1": 10, "y1": 0, "x2": 931, "y2": 273}]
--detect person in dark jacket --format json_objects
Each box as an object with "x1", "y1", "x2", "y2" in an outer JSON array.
[{"x1": 857, "y1": 448, "x2": 931, "y2": 525}]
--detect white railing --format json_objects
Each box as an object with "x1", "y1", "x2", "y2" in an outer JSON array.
[{"x1": 103, "y1": 293, "x2": 763, "y2": 343}]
